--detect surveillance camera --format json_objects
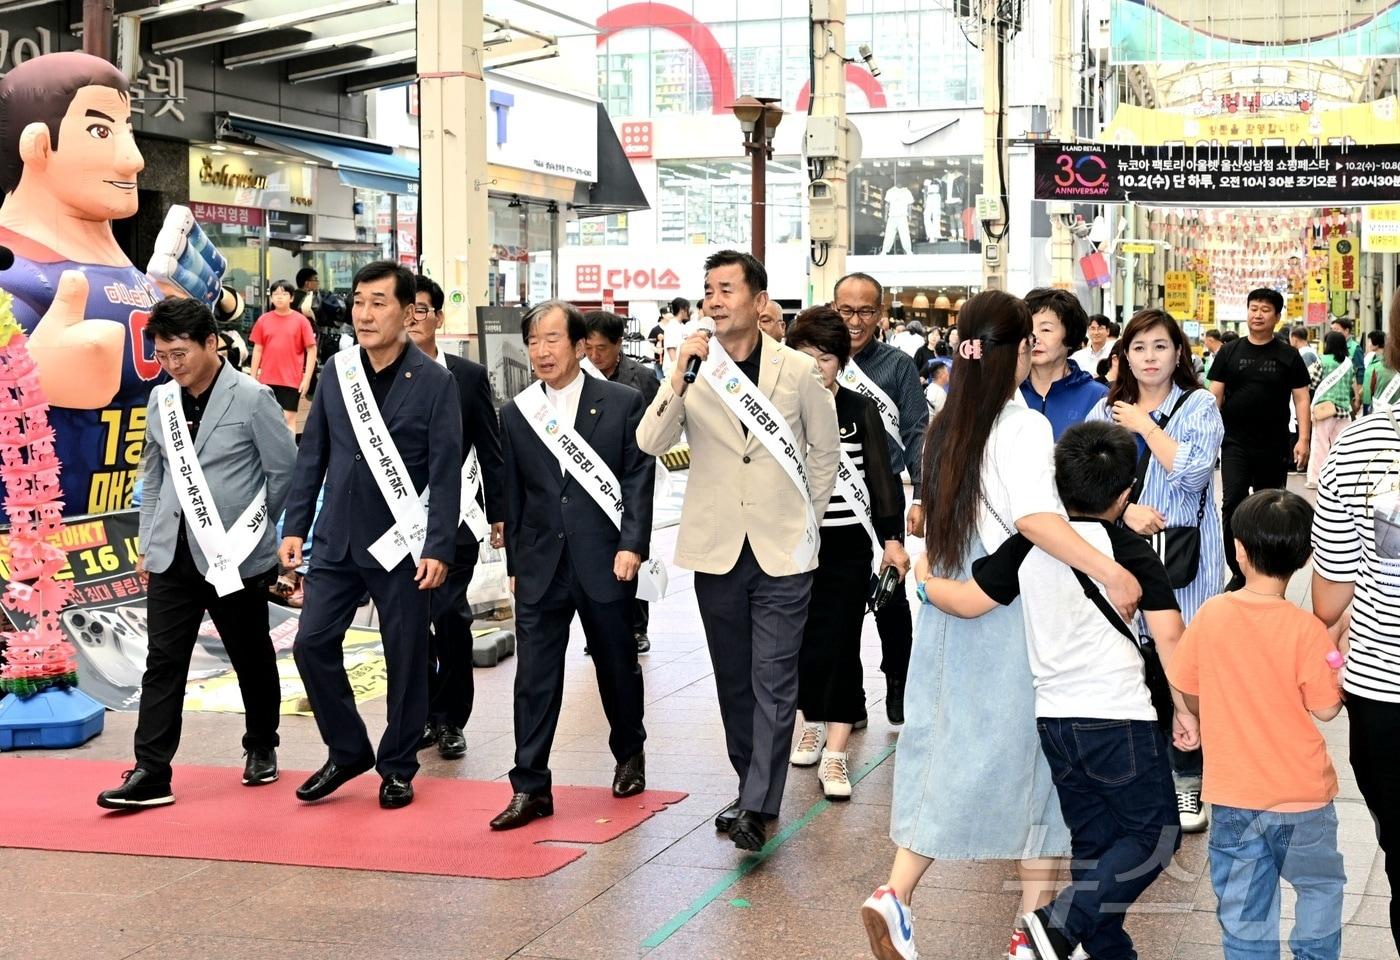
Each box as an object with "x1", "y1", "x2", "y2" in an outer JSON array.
[{"x1": 858, "y1": 43, "x2": 881, "y2": 78}]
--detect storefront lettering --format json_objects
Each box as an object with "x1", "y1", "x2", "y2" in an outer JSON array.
[
  {"x1": 575, "y1": 265, "x2": 681, "y2": 294},
  {"x1": 0, "y1": 28, "x2": 52, "y2": 76},
  {"x1": 200, "y1": 156, "x2": 268, "y2": 191},
  {"x1": 130, "y1": 56, "x2": 186, "y2": 123}
]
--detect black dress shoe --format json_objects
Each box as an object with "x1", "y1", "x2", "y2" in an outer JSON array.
[
  {"x1": 437, "y1": 725, "x2": 467, "y2": 759},
  {"x1": 241, "y1": 747, "x2": 278, "y2": 786},
  {"x1": 490, "y1": 791, "x2": 554, "y2": 830},
  {"x1": 97, "y1": 768, "x2": 174, "y2": 810},
  {"x1": 295, "y1": 757, "x2": 374, "y2": 802},
  {"x1": 728, "y1": 810, "x2": 766, "y2": 851},
  {"x1": 635, "y1": 632, "x2": 651, "y2": 654},
  {"x1": 379, "y1": 774, "x2": 414, "y2": 809},
  {"x1": 611, "y1": 752, "x2": 646, "y2": 798},
  {"x1": 886, "y1": 677, "x2": 906, "y2": 726},
  {"x1": 417, "y1": 721, "x2": 440, "y2": 750},
  {"x1": 714, "y1": 798, "x2": 741, "y2": 832}
]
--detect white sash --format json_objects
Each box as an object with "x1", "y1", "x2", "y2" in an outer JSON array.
[
  {"x1": 835, "y1": 448, "x2": 883, "y2": 574},
  {"x1": 838, "y1": 357, "x2": 903, "y2": 451},
  {"x1": 335, "y1": 350, "x2": 431, "y2": 570},
  {"x1": 700, "y1": 340, "x2": 819, "y2": 568},
  {"x1": 156, "y1": 382, "x2": 269, "y2": 597},
  {"x1": 1313, "y1": 360, "x2": 1352, "y2": 408},
  {"x1": 459, "y1": 447, "x2": 489, "y2": 542},
  {"x1": 514, "y1": 380, "x2": 666, "y2": 598},
  {"x1": 1376, "y1": 371, "x2": 1400, "y2": 410}
]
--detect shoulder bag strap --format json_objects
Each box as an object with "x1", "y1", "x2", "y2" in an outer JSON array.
[
  {"x1": 1072, "y1": 568, "x2": 1145, "y2": 660},
  {"x1": 1129, "y1": 391, "x2": 1192, "y2": 504}
]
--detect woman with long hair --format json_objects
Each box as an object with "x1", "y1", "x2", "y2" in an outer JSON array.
[
  {"x1": 862, "y1": 291, "x2": 1144, "y2": 960},
  {"x1": 1090, "y1": 307, "x2": 1224, "y2": 833},
  {"x1": 1307, "y1": 331, "x2": 1357, "y2": 489}
]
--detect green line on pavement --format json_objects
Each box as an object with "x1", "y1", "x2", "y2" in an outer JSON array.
[{"x1": 640, "y1": 741, "x2": 898, "y2": 951}]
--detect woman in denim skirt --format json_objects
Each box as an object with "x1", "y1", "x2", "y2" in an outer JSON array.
[{"x1": 861, "y1": 291, "x2": 1146, "y2": 960}]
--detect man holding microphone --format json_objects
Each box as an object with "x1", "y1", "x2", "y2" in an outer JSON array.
[{"x1": 638, "y1": 250, "x2": 838, "y2": 851}]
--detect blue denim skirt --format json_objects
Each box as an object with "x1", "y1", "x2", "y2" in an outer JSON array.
[{"x1": 890, "y1": 540, "x2": 1071, "y2": 860}]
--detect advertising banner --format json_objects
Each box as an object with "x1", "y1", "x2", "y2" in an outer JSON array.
[
  {"x1": 1165, "y1": 272, "x2": 1195, "y2": 320},
  {"x1": 1330, "y1": 237, "x2": 1359, "y2": 292},
  {"x1": 0, "y1": 510, "x2": 386, "y2": 713},
  {"x1": 1363, "y1": 204, "x2": 1400, "y2": 252},
  {"x1": 1035, "y1": 142, "x2": 1400, "y2": 206}
]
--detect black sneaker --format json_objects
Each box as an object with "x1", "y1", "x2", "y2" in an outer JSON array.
[
  {"x1": 242, "y1": 747, "x2": 278, "y2": 785},
  {"x1": 886, "y1": 677, "x2": 905, "y2": 725},
  {"x1": 97, "y1": 768, "x2": 174, "y2": 810},
  {"x1": 635, "y1": 632, "x2": 651, "y2": 654},
  {"x1": 1020, "y1": 907, "x2": 1073, "y2": 960}
]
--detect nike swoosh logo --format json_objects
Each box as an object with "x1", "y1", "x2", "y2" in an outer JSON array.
[
  {"x1": 896, "y1": 901, "x2": 913, "y2": 940},
  {"x1": 901, "y1": 118, "x2": 958, "y2": 145}
]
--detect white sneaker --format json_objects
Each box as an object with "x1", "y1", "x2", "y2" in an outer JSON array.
[
  {"x1": 1177, "y1": 789, "x2": 1209, "y2": 833},
  {"x1": 819, "y1": 748, "x2": 852, "y2": 800},
  {"x1": 861, "y1": 885, "x2": 919, "y2": 960},
  {"x1": 789, "y1": 722, "x2": 826, "y2": 766},
  {"x1": 1069, "y1": 946, "x2": 1091, "y2": 960}
]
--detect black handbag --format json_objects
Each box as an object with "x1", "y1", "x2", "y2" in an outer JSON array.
[
  {"x1": 1073, "y1": 570, "x2": 1175, "y2": 736},
  {"x1": 1129, "y1": 393, "x2": 1206, "y2": 589}
]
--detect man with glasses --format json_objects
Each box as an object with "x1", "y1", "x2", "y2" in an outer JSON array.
[
  {"x1": 407, "y1": 277, "x2": 506, "y2": 759},
  {"x1": 97, "y1": 298, "x2": 298, "y2": 809},
  {"x1": 830, "y1": 273, "x2": 928, "y2": 726}
]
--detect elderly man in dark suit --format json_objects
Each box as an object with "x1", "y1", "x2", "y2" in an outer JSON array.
[
  {"x1": 490, "y1": 300, "x2": 655, "y2": 831},
  {"x1": 408, "y1": 276, "x2": 506, "y2": 759},
  {"x1": 584, "y1": 309, "x2": 659, "y2": 654},
  {"x1": 281, "y1": 261, "x2": 461, "y2": 810}
]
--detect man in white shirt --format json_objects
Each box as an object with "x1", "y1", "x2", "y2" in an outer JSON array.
[
  {"x1": 1069, "y1": 313, "x2": 1116, "y2": 374},
  {"x1": 661, "y1": 297, "x2": 692, "y2": 377}
]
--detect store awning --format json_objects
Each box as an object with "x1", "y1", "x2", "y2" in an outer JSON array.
[
  {"x1": 219, "y1": 113, "x2": 419, "y2": 196},
  {"x1": 572, "y1": 105, "x2": 649, "y2": 219}
]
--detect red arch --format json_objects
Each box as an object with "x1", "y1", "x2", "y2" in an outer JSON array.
[
  {"x1": 795, "y1": 65, "x2": 888, "y2": 111},
  {"x1": 596, "y1": 3, "x2": 737, "y2": 115}
]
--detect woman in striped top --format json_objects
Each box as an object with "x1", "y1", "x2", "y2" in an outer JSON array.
[
  {"x1": 1307, "y1": 331, "x2": 1358, "y2": 490},
  {"x1": 784, "y1": 307, "x2": 907, "y2": 800},
  {"x1": 1089, "y1": 307, "x2": 1224, "y2": 834},
  {"x1": 1312, "y1": 292, "x2": 1400, "y2": 953}
]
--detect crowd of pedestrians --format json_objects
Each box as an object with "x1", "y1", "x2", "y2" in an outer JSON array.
[{"x1": 96, "y1": 248, "x2": 1400, "y2": 960}]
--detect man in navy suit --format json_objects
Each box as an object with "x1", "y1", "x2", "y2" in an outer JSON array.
[
  {"x1": 280, "y1": 261, "x2": 461, "y2": 810},
  {"x1": 489, "y1": 300, "x2": 655, "y2": 831},
  {"x1": 408, "y1": 275, "x2": 506, "y2": 759}
]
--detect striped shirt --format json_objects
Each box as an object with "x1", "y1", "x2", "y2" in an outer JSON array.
[
  {"x1": 1312, "y1": 411, "x2": 1400, "y2": 703},
  {"x1": 1089, "y1": 385, "x2": 1225, "y2": 624},
  {"x1": 823, "y1": 387, "x2": 902, "y2": 539}
]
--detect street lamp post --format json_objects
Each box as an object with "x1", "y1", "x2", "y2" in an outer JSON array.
[{"x1": 730, "y1": 95, "x2": 784, "y2": 265}]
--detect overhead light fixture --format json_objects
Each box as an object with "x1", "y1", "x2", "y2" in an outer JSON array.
[
  {"x1": 0, "y1": 0, "x2": 66, "y2": 12},
  {"x1": 121, "y1": 0, "x2": 245, "y2": 22},
  {"x1": 289, "y1": 48, "x2": 415, "y2": 84},
  {"x1": 223, "y1": 21, "x2": 414, "y2": 68},
  {"x1": 912, "y1": 294, "x2": 930, "y2": 310},
  {"x1": 153, "y1": 0, "x2": 395, "y2": 55},
  {"x1": 242, "y1": 149, "x2": 259, "y2": 156},
  {"x1": 933, "y1": 294, "x2": 952, "y2": 310}
]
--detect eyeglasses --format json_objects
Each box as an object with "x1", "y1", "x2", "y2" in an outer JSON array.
[
  {"x1": 154, "y1": 349, "x2": 192, "y2": 366},
  {"x1": 835, "y1": 306, "x2": 879, "y2": 321},
  {"x1": 411, "y1": 305, "x2": 434, "y2": 316}
]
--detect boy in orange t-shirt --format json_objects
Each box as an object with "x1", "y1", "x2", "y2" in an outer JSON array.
[{"x1": 1170, "y1": 490, "x2": 1345, "y2": 960}]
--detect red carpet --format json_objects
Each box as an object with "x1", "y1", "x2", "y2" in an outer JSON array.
[{"x1": 0, "y1": 758, "x2": 686, "y2": 879}]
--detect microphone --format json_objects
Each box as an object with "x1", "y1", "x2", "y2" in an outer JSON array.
[
  {"x1": 682, "y1": 317, "x2": 716, "y2": 384},
  {"x1": 0, "y1": 245, "x2": 13, "y2": 271}
]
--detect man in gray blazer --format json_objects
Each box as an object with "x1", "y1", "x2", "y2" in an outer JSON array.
[{"x1": 97, "y1": 298, "x2": 297, "y2": 810}]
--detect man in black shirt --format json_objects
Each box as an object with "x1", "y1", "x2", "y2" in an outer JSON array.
[{"x1": 1207, "y1": 288, "x2": 1311, "y2": 590}]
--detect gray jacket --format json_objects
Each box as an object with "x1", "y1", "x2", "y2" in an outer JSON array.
[{"x1": 139, "y1": 364, "x2": 297, "y2": 579}]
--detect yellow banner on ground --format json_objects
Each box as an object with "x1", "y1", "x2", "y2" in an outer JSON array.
[{"x1": 1103, "y1": 98, "x2": 1400, "y2": 147}]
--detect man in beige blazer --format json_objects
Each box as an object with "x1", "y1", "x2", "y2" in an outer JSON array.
[{"x1": 638, "y1": 250, "x2": 838, "y2": 851}]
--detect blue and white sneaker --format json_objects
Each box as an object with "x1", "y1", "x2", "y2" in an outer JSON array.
[{"x1": 861, "y1": 885, "x2": 919, "y2": 960}]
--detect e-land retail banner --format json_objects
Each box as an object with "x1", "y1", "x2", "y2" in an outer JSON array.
[
  {"x1": 0, "y1": 510, "x2": 386, "y2": 714},
  {"x1": 1035, "y1": 142, "x2": 1400, "y2": 206}
]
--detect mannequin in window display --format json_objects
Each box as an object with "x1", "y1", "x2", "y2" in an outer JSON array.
[
  {"x1": 0, "y1": 52, "x2": 240, "y2": 515},
  {"x1": 942, "y1": 170, "x2": 965, "y2": 243},
  {"x1": 921, "y1": 179, "x2": 943, "y2": 242},
  {"x1": 880, "y1": 183, "x2": 915, "y2": 255}
]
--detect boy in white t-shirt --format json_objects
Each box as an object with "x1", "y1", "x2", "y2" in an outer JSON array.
[{"x1": 920, "y1": 421, "x2": 1197, "y2": 960}]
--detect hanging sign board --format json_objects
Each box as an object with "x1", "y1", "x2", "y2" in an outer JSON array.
[
  {"x1": 1035, "y1": 142, "x2": 1400, "y2": 205},
  {"x1": 1165, "y1": 272, "x2": 1195, "y2": 320}
]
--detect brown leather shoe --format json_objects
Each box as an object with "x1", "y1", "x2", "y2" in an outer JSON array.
[
  {"x1": 611, "y1": 752, "x2": 646, "y2": 798},
  {"x1": 489, "y1": 791, "x2": 553, "y2": 830}
]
